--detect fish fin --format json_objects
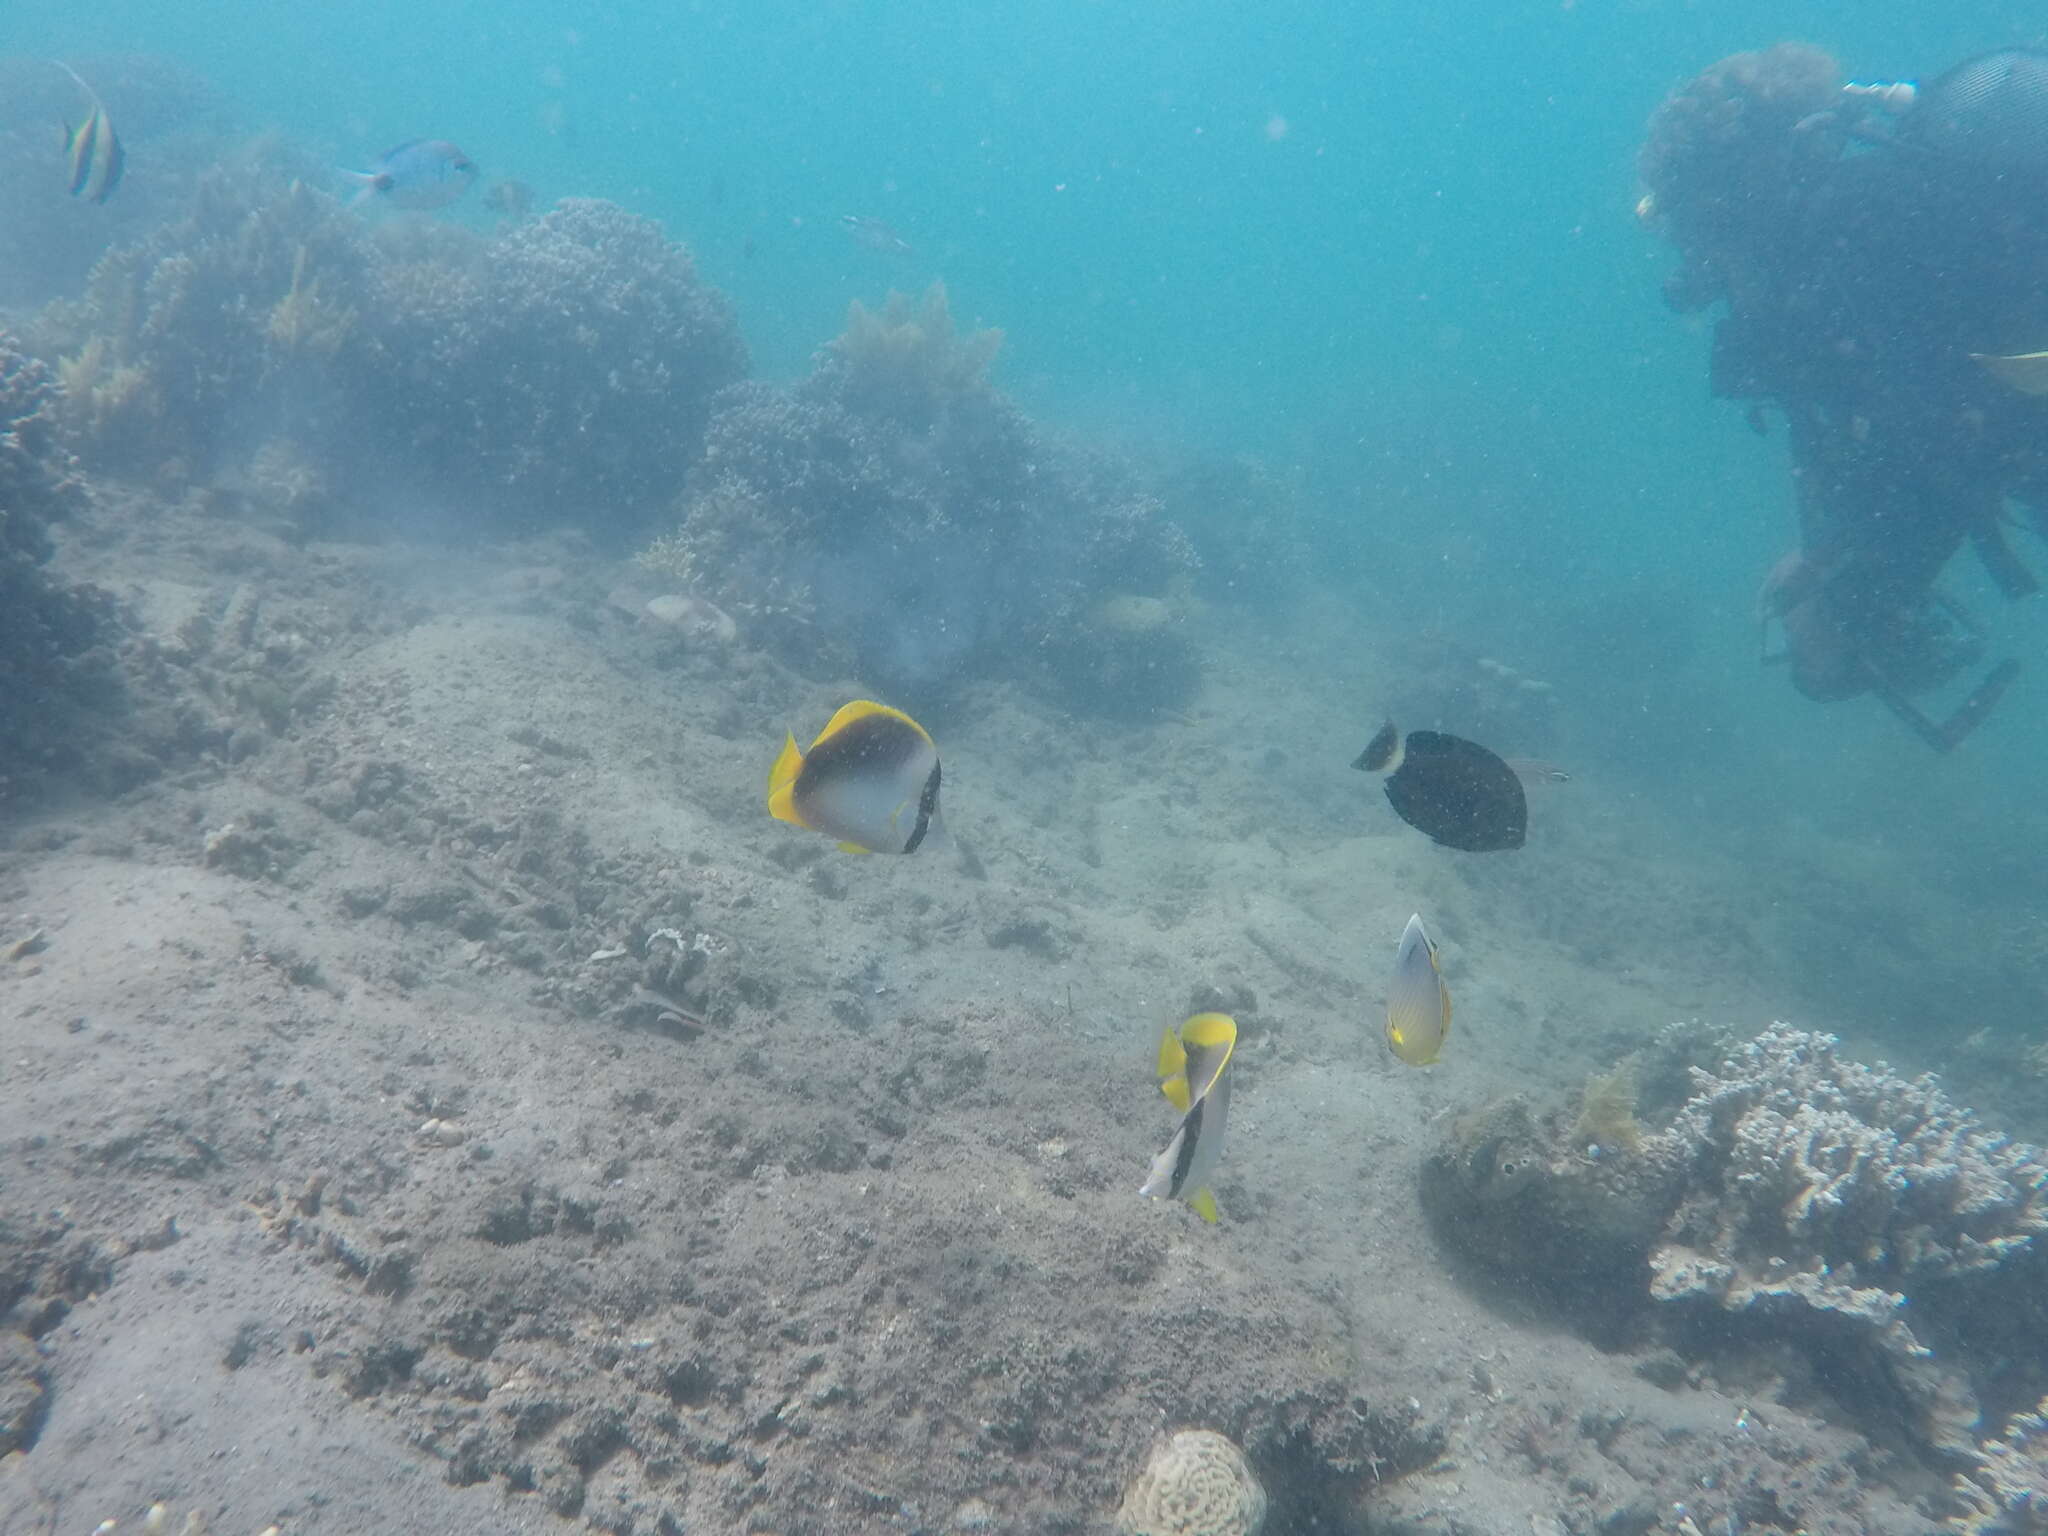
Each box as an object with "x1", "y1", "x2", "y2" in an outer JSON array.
[
  {"x1": 836, "y1": 841, "x2": 875, "y2": 855},
  {"x1": 1353, "y1": 721, "x2": 1403, "y2": 775},
  {"x1": 766, "y1": 733, "x2": 807, "y2": 824},
  {"x1": 1973, "y1": 350, "x2": 2048, "y2": 397},
  {"x1": 816, "y1": 698, "x2": 932, "y2": 749},
  {"x1": 1161, "y1": 1075, "x2": 1192, "y2": 1112},
  {"x1": 1190, "y1": 1188, "x2": 1220, "y2": 1224},
  {"x1": 1154, "y1": 1027, "x2": 1187, "y2": 1080},
  {"x1": 1178, "y1": 1012, "x2": 1237, "y2": 1093},
  {"x1": 1180, "y1": 1013, "x2": 1237, "y2": 1050},
  {"x1": 52, "y1": 60, "x2": 99, "y2": 106}
]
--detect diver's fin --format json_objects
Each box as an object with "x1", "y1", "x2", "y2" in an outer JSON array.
[
  {"x1": 1972, "y1": 519, "x2": 2039, "y2": 600},
  {"x1": 1971, "y1": 350, "x2": 2048, "y2": 396},
  {"x1": 1190, "y1": 1188, "x2": 1220, "y2": 1224},
  {"x1": 1869, "y1": 659, "x2": 2020, "y2": 752}
]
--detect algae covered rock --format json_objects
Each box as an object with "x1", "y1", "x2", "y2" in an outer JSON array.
[{"x1": 1116, "y1": 1428, "x2": 1266, "y2": 1536}]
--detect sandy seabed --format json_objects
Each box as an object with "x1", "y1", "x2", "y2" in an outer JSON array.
[{"x1": 0, "y1": 496, "x2": 1969, "y2": 1535}]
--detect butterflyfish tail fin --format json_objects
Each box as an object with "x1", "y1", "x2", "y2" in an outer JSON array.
[
  {"x1": 767, "y1": 732, "x2": 806, "y2": 824},
  {"x1": 1190, "y1": 1188, "x2": 1220, "y2": 1224},
  {"x1": 836, "y1": 841, "x2": 875, "y2": 855}
]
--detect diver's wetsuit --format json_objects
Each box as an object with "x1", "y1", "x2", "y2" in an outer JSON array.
[{"x1": 1698, "y1": 96, "x2": 2048, "y2": 707}]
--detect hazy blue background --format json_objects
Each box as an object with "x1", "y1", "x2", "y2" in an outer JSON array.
[{"x1": 12, "y1": 0, "x2": 2048, "y2": 1037}]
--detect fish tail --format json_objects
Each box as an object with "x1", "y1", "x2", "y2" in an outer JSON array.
[
  {"x1": 341, "y1": 170, "x2": 387, "y2": 208},
  {"x1": 766, "y1": 733, "x2": 806, "y2": 825}
]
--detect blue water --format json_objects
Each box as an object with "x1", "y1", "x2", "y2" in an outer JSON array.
[{"x1": 11, "y1": 0, "x2": 2048, "y2": 1020}]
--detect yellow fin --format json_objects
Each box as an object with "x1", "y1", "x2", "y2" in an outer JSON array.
[
  {"x1": 1177, "y1": 1012, "x2": 1237, "y2": 1096},
  {"x1": 1180, "y1": 1013, "x2": 1237, "y2": 1050},
  {"x1": 1156, "y1": 1025, "x2": 1192, "y2": 1108},
  {"x1": 836, "y1": 841, "x2": 875, "y2": 855},
  {"x1": 767, "y1": 733, "x2": 806, "y2": 825},
  {"x1": 815, "y1": 698, "x2": 933, "y2": 750},
  {"x1": 1189, "y1": 1188, "x2": 1220, "y2": 1224},
  {"x1": 1973, "y1": 350, "x2": 2048, "y2": 396}
]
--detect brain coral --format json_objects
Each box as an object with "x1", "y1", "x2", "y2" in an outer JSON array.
[{"x1": 1116, "y1": 1428, "x2": 1267, "y2": 1536}]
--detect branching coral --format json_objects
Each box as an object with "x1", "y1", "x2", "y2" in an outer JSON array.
[
  {"x1": 0, "y1": 332, "x2": 120, "y2": 799},
  {"x1": 1949, "y1": 1392, "x2": 2048, "y2": 1533},
  {"x1": 829, "y1": 282, "x2": 1003, "y2": 428},
  {"x1": 42, "y1": 169, "x2": 373, "y2": 476},
  {"x1": 1427, "y1": 1023, "x2": 2048, "y2": 1464},
  {"x1": 37, "y1": 175, "x2": 744, "y2": 535},
  {"x1": 359, "y1": 198, "x2": 746, "y2": 533},
  {"x1": 651, "y1": 323, "x2": 1200, "y2": 707}
]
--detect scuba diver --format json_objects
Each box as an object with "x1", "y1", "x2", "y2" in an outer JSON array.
[{"x1": 1638, "y1": 44, "x2": 2048, "y2": 749}]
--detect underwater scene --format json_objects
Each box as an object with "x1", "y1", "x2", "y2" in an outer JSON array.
[{"x1": 7, "y1": 0, "x2": 2048, "y2": 1532}]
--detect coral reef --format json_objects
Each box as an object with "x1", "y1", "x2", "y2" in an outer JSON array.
[
  {"x1": 359, "y1": 198, "x2": 746, "y2": 534},
  {"x1": 0, "y1": 332, "x2": 121, "y2": 802},
  {"x1": 648, "y1": 286, "x2": 1200, "y2": 707},
  {"x1": 1950, "y1": 1392, "x2": 2048, "y2": 1534},
  {"x1": 39, "y1": 167, "x2": 372, "y2": 481},
  {"x1": 37, "y1": 173, "x2": 744, "y2": 537},
  {"x1": 1117, "y1": 1428, "x2": 1267, "y2": 1536},
  {"x1": 1426, "y1": 1023, "x2": 2048, "y2": 1463}
]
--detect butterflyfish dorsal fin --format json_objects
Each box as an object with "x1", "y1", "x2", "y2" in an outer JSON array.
[
  {"x1": 815, "y1": 697, "x2": 932, "y2": 750},
  {"x1": 1177, "y1": 1012, "x2": 1238, "y2": 1100}
]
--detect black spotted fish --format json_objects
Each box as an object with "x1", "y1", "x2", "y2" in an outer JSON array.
[
  {"x1": 767, "y1": 700, "x2": 945, "y2": 855},
  {"x1": 1139, "y1": 1012, "x2": 1237, "y2": 1223}
]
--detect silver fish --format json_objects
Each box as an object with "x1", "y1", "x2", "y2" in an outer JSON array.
[
  {"x1": 347, "y1": 139, "x2": 478, "y2": 211},
  {"x1": 841, "y1": 214, "x2": 911, "y2": 254}
]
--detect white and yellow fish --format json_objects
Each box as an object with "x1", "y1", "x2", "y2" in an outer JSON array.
[
  {"x1": 1139, "y1": 1012, "x2": 1237, "y2": 1223},
  {"x1": 1385, "y1": 913, "x2": 1451, "y2": 1066},
  {"x1": 766, "y1": 699, "x2": 945, "y2": 855}
]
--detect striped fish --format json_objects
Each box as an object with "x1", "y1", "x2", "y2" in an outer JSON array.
[
  {"x1": 57, "y1": 62, "x2": 123, "y2": 204},
  {"x1": 1138, "y1": 1013, "x2": 1238, "y2": 1223}
]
